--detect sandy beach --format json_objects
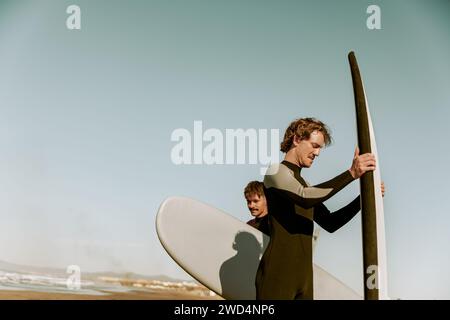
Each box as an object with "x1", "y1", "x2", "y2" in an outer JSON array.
[{"x1": 0, "y1": 289, "x2": 222, "y2": 300}]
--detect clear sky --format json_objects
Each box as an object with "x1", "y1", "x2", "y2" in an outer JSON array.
[{"x1": 0, "y1": 0, "x2": 449, "y2": 299}]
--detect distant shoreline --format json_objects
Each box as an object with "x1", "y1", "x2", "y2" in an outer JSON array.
[{"x1": 0, "y1": 289, "x2": 221, "y2": 300}]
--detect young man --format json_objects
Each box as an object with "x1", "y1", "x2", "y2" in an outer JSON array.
[
  {"x1": 256, "y1": 117, "x2": 377, "y2": 300},
  {"x1": 244, "y1": 181, "x2": 269, "y2": 235}
]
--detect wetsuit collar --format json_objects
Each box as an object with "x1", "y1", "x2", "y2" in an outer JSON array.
[{"x1": 281, "y1": 160, "x2": 302, "y2": 173}]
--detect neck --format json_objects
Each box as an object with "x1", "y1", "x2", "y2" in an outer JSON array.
[
  {"x1": 284, "y1": 150, "x2": 302, "y2": 168},
  {"x1": 255, "y1": 212, "x2": 268, "y2": 219}
]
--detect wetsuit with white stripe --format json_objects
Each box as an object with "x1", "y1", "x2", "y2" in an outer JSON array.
[{"x1": 256, "y1": 160, "x2": 361, "y2": 300}]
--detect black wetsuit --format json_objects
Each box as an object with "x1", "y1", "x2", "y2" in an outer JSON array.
[
  {"x1": 247, "y1": 216, "x2": 270, "y2": 235},
  {"x1": 256, "y1": 160, "x2": 361, "y2": 300}
]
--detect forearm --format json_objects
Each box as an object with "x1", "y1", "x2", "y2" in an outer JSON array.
[
  {"x1": 303, "y1": 170, "x2": 356, "y2": 207},
  {"x1": 314, "y1": 196, "x2": 361, "y2": 233}
]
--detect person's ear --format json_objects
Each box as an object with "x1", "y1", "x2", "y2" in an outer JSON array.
[{"x1": 292, "y1": 135, "x2": 301, "y2": 147}]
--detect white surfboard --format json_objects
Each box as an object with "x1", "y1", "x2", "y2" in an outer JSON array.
[
  {"x1": 366, "y1": 89, "x2": 389, "y2": 300},
  {"x1": 156, "y1": 196, "x2": 362, "y2": 300},
  {"x1": 366, "y1": 96, "x2": 389, "y2": 300}
]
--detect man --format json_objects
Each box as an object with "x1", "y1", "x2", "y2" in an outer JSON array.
[
  {"x1": 244, "y1": 181, "x2": 269, "y2": 235},
  {"x1": 256, "y1": 117, "x2": 378, "y2": 300}
]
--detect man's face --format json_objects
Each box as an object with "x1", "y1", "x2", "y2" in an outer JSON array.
[
  {"x1": 293, "y1": 131, "x2": 325, "y2": 168},
  {"x1": 245, "y1": 193, "x2": 268, "y2": 218}
]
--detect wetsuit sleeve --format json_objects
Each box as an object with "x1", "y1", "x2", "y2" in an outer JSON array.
[
  {"x1": 313, "y1": 196, "x2": 361, "y2": 233},
  {"x1": 264, "y1": 163, "x2": 355, "y2": 209}
]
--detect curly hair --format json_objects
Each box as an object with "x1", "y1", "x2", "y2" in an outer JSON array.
[{"x1": 280, "y1": 117, "x2": 332, "y2": 153}]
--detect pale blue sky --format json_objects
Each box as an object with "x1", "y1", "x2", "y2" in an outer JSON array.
[{"x1": 0, "y1": 0, "x2": 449, "y2": 299}]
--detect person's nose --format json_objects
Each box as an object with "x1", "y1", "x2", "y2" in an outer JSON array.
[{"x1": 313, "y1": 148, "x2": 320, "y2": 156}]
